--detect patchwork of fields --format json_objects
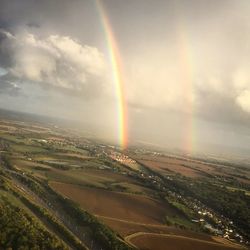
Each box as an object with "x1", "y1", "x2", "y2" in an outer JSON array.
[
  {"x1": 132, "y1": 154, "x2": 250, "y2": 184},
  {"x1": 0, "y1": 118, "x2": 248, "y2": 250}
]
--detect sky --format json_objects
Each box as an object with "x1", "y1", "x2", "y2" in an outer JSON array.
[{"x1": 1, "y1": 0, "x2": 250, "y2": 156}]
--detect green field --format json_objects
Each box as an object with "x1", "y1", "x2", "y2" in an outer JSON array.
[{"x1": 10, "y1": 144, "x2": 48, "y2": 153}]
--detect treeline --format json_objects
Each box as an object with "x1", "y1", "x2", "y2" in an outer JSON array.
[
  {"x1": 46, "y1": 185, "x2": 134, "y2": 250},
  {"x1": 1, "y1": 154, "x2": 15, "y2": 170},
  {"x1": 0, "y1": 196, "x2": 68, "y2": 250},
  {"x1": 9, "y1": 187, "x2": 88, "y2": 250},
  {"x1": 38, "y1": 160, "x2": 71, "y2": 170},
  {"x1": 188, "y1": 181, "x2": 250, "y2": 238},
  {"x1": 0, "y1": 171, "x2": 88, "y2": 250}
]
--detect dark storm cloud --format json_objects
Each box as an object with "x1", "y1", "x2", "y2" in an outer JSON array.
[
  {"x1": 0, "y1": 29, "x2": 13, "y2": 67},
  {"x1": 0, "y1": 0, "x2": 102, "y2": 45}
]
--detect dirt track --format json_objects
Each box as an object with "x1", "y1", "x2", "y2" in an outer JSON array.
[{"x1": 127, "y1": 232, "x2": 244, "y2": 250}]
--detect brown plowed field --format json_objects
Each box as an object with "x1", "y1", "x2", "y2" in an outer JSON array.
[
  {"x1": 138, "y1": 159, "x2": 203, "y2": 178},
  {"x1": 129, "y1": 233, "x2": 244, "y2": 250},
  {"x1": 50, "y1": 181, "x2": 245, "y2": 250},
  {"x1": 135, "y1": 155, "x2": 250, "y2": 184},
  {"x1": 50, "y1": 182, "x2": 176, "y2": 224},
  {"x1": 133, "y1": 155, "x2": 226, "y2": 178}
]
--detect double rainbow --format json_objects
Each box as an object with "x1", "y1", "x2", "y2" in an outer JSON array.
[
  {"x1": 96, "y1": 0, "x2": 128, "y2": 150},
  {"x1": 96, "y1": 2, "x2": 196, "y2": 153}
]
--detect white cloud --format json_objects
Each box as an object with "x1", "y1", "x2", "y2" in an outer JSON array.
[
  {"x1": 1, "y1": 30, "x2": 107, "y2": 92},
  {"x1": 236, "y1": 90, "x2": 250, "y2": 113},
  {"x1": 233, "y1": 68, "x2": 250, "y2": 90}
]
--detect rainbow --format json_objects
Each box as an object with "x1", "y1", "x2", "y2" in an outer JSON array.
[
  {"x1": 95, "y1": 0, "x2": 128, "y2": 150},
  {"x1": 177, "y1": 21, "x2": 196, "y2": 155}
]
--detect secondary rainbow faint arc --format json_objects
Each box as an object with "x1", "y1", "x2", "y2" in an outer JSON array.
[
  {"x1": 95, "y1": 0, "x2": 128, "y2": 149},
  {"x1": 178, "y1": 23, "x2": 195, "y2": 154}
]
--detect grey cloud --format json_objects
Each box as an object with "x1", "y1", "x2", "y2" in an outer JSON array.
[{"x1": 0, "y1": 75, "x2": 21, "y2": 96}]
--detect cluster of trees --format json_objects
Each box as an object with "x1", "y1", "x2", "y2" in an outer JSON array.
[
  {"x1": 0, "y1": 170, "x2": 87, "y2": 250},
  {"x1": 165, "y1": 176, "x2": 250, "y2": 238},
  {"x1": 167, "y1": 200, "x2": 194, "y2": 219},
  {"x1": 10, "y1": 170, "x2": 44, "y2": 195},
  {"x1": 188, "y1": 181, "x2": 250, "y2": 237},
  {"x1": 10, "y1": 187, "x2": 87, "y2": 250},
  {"x1": 1, "y1": 154, "x2": 14, "y2": 170},
  {"x1": 38, "y1": 160, "x2": 71, "y2": 170},
  {"x1": 0, "y1": 196, "x2": 67, "y2": 250}
]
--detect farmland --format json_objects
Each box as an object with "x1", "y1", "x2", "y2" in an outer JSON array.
[
  {"x1": 132, "y1": 153, "x2": 250, "y2": 184},
  {"x1": 50, "y1": 182, "x2": 174, "y2": 224},
  {"x1": 0, "y1": 115, "x2": 249, "y2": 250},
  {"x1": 129, "y1": 233, "x2": 243, "y2": 250}
]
